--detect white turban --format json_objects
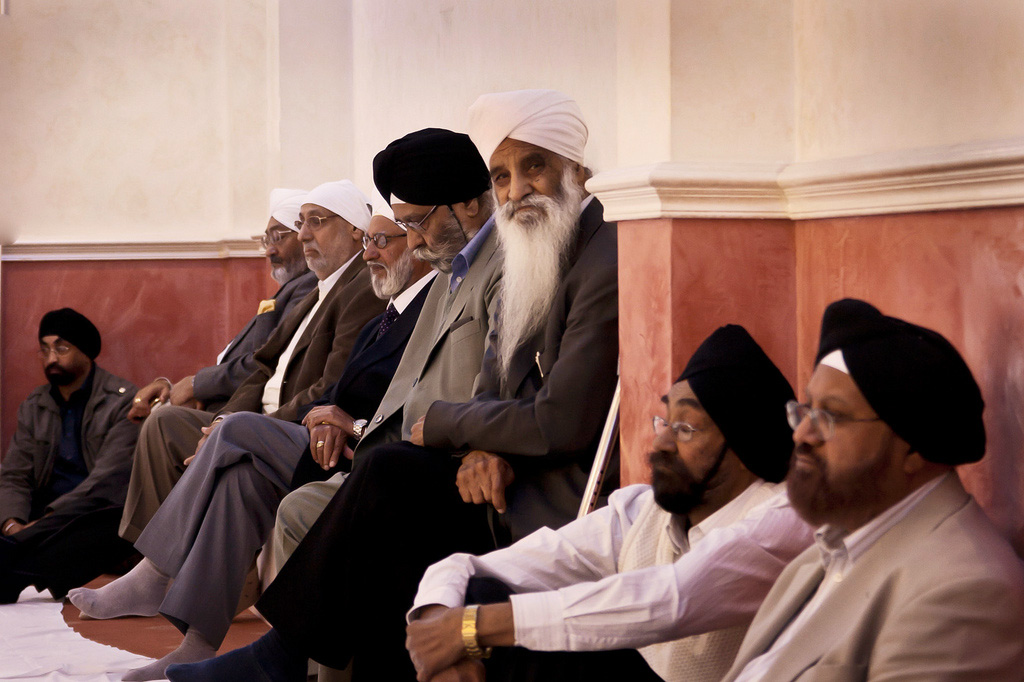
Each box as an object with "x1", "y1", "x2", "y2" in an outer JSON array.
[
  {"x1": 467, "y1": 89, "x2": 588, "y2": 168},
  {"x1": 304, "y1": 180, "x2": 372, "y2": 231},
  {"x1": 268, "y1": 188, "x2": 307, "y2": 232}
]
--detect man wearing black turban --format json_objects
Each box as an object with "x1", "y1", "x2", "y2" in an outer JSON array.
[
  {"x1": 404, "y1": 325, "x2": 814, "y2": 682},
  {"x1": 0, "y1": 308, "x2": 140, "y2": 602},
  {"x1": 722, "y1": 299, "x2": 1024, "y2": 681}
]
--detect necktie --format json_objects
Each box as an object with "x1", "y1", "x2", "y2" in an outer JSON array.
[{"x1": 376, "y1": 304, "x2": 400, "y2": 341}]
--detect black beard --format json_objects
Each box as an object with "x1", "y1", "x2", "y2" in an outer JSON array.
[
  {"x1": 45, "y1": 364, "x2": 76, "y2": 387},
  {"x1": 648, "y1": 443, "x2": 727, "y2": 516}
]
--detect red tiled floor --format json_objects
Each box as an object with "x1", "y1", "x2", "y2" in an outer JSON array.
[{"x1": 61, "y1": 575, "x2": 270, "y2": 659}]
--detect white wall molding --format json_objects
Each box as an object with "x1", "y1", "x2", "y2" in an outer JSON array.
[
  {"x1": 589, "y1": 137, "x2": 1024, "y2": 222},
  {"x1": 0, "y1": 240, "x2": 262, "y2": 262}
]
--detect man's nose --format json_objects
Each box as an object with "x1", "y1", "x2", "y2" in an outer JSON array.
[{"x1": 507, "y1": 172, "x2": 532, "y2": 203}]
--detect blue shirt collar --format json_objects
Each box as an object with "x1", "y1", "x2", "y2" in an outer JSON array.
[{"x1": 449, "y1": 214, "x2": 495, "y2": 293}]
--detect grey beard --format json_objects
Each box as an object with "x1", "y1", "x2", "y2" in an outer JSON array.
[
  {"x1": 494, "y1": 165, "x2": 585, "y2": 381},
  {"x1": 370, "y1": 248, "x2": 416, "y2": 299},
  {"x1": 271, "y1": 258, "x2": 308, "y2": 285},
  {"x1": 412, "y1": 211, "x2": 467, "y2": 274}
]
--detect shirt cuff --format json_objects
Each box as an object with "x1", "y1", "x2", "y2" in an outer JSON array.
[
  {"x1": 406, "y1": 585, "x2": 467, "y2": 623},
  {"x1": 510, "y1": 591, "x2": 569, "y2": 651}
]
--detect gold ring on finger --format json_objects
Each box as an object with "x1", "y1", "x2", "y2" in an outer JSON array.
[{"x1": 316, "y1": 441, "x2": 325, "y2": 448}]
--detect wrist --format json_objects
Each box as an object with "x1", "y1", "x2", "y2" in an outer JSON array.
[
  {"x1": 2, "y1": 519, "x2": 20, "y2": 535},
  {"x1": 154, "y1": 376, "x2": 173, "y2": 390}
]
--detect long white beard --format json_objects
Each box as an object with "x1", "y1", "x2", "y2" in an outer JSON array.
[
  {"x1": 494, "y1": 165, "x2": 585, "y2": 381},
  {"x1": 370, "y1": 247, "x2": 415, "y2": 298}
]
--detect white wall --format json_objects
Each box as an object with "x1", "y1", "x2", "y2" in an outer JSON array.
[
  {"x1": 0, "y1": 0, "x2": 272, "y2": 244},
  {"x1": 3, "y1": 1, "x2": 1023, "y2": 244},
  {"x1": 795, "y1": 0, "x2": 1024, "y2": 161}
]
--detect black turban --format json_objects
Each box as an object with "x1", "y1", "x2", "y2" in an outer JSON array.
[
  {"x1": 677, "y1": 325, "x2": 795, "y2": 483},
  {"x1": 815, "y1": 298, "x2": 985, "y2": 465},
  {"x1": 373, "y1": 128, "x2": 491, "y2": 207},
  {"x1": 39, "y1": 308, "x2": 101, "y2": 360}
]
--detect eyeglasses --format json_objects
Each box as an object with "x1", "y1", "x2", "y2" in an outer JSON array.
[
  {"x1": 394, "y1": 205, "x2": 439, "y2": 234},
  {"x1": 39, "y1": 343, "x2": 73, "y2": 359},
  {"x1": 785, "y1": 400, "x2": 882, "y2": 441},
  {"x1": 254, "y1": 229, "x2": 294, "y2": 249},
  {"x1": 294, "y1": 214, "x2": 337, "y2": 231},
  {"x1": 362, "y1": 232, "x2": 407, "y2": 250},
  {"x1": 652, "y1": 415, "x2": 701, "y2": 443}
]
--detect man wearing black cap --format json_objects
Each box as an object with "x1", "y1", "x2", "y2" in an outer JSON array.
[
  {"x1": 721, "y1": 299, "x2": 1024, "y2": 681},
  {"x1": 405, "y1": 325, "x2": 814, "y2": 682},
  {"x1": 0, "y1": 308, "x2": 140, "y2": 602},
  {"x1": 266, "y1": 127, "x2": 501, "y2": 573}
]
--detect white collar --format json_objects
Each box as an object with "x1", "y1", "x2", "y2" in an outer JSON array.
[{"x1": 390, "y1": 270, "x2": 437, "y2": 313}]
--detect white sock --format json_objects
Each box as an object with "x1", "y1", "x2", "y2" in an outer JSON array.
[
  {"x1": 68, "y1": 558, "x2": 170, "y2": 619},
  {"x1": 122, "y1": 627, "x2": 217, "y2": 681}
]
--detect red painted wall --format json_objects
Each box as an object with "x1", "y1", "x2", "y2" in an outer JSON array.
[
  {"x1": 617, "y1": 217, "x2": 797, "y2": 486},
  {"x1": 617, "y1": 204, "x2": 1024, "y2": 554},
  {"x1": 1, "y1": 258, "x2": 276, "y2": 450}
]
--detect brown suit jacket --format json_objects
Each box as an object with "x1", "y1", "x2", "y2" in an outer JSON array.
[
  {"x1": 218, "y1": 257, "x2": 386, "y2": 423},
  {"x1": 722, "y1": 474, "x2": 1024, "y2": 682}
]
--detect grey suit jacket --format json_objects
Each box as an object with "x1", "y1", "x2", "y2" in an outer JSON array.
[
  {"x1": 425, "y1": 200, "x2": 620, "y2": 540},
  {"x1": 193, "y1": 270, "x2": 317, "y2": 412},
  {"x1": 722, "y1": 474, "x2": 1024, "y2": 682},
  {"x1": 355, "y1": 222, "x2": 502, "y2": 456}
]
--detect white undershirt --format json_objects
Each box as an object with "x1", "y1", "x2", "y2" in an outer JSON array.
[
  {"x1": 392, "y1": 270, "x2": 437, "y2": 313},
  {"x1": 261, "y1": 254, "x2": 356, "y2": 413}
]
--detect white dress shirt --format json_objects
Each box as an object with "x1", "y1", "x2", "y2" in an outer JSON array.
[
  {"x1": 410, "y1": 481, "x2": 814, "y2": 656},
  {"x1": 732, "y1": 472, "x2": 949, "y2": 681},
  {"x1": 392, "y1": 270, "x2": 437, "y2": 313},
  {"x1": 261, "y1": 254, "x2": 356, "y2": 413}
]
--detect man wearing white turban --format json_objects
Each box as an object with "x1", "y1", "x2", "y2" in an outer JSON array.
[{"x1": 106, "y1": 179, "x2": 385, "y2": 553}]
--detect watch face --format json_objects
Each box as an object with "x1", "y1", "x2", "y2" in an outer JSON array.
[{"x1": 353, "y1": 419, "x2": 368, "y2": 439}]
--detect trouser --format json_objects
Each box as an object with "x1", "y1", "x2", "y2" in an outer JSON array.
[
  {"x1": 119, "y1": 406, "x2": 213, "y2": 542},
  {"x1": 135, "y1": 412, "x2": 308, "y2": 646},
  {"x1": 257, "y1": 441, "x2": 496, "y2": 680},
  {"x1": 467, "y1": 577, "x2": 665, "y2": 682},
  {"x1": 270, "y1": 472, "x2": 347, "y2": 579},
  {"x1": 0, "y1": 500, "x2": 137, "y2": 603}
]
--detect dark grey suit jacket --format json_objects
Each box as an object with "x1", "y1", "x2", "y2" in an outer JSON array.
[
  {"x1": 425, "y1": 199, "x2": 619, "y2": 541},
  {"x1": 192, "y1": 270, "x2": 317, "y2": 412}
]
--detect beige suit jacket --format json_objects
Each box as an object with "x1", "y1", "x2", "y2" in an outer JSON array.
[
  {"x1": 722, "y1": 474, "x2": 1024, "y2": 682},
  {"x1": 355, "y1": 224, "x2": 502, "y2": 454}
]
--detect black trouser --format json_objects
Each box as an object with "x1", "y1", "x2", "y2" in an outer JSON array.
[
  {"x1": 466, "y1": 577, "x2": 665, "y2": 682},
  {"x1": 257, "y1": 441, "x2": 496, "y2": 680},
  {"x1": 0, "y1": 501, "x2": 138, "y2": 603}
]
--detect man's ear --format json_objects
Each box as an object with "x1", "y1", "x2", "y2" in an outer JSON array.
[{"x1": 457, "y1": 198, "x2": 480, "y2": 220}]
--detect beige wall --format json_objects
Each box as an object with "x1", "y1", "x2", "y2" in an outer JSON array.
[
  {"x1": 3, "y1": 1, "x2": 1023, "y2": 246},
  {"x1": 795, "y1": 0, "x2": 1024, "y2": 161},
  {"x1": 0, "y1": 0, "x2": 273, "y2": 245}
]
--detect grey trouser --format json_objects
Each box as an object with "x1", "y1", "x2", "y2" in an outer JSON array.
[{"x1": 135, "y1": 411, "x2": 309, "y2": 646}]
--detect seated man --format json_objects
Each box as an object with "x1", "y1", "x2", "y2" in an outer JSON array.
[
  {"x1": 720, "y1": 299, "x2": 1024, "y2": 680},
  {"x1": 268, "y1": 127, "x2": 501, "y2": 581},
  {"x1": 126, "y1": 188, "x2": 316, "y2": 420},
  {"x1": 116, "y1": 179, "x2": 385, "y2": 544},
  {"x1": 0, "y1": 309, "x2": 139, "y2": 602},
  {"x1": 405, "y1": 325, "x2": 813, "y2": 682},
  {"x1": 69, "y1": 213, "x2": 434, "y2": 681},
  {"x1": 165, "y1": 89, "x2": 621, "y2": 682}
]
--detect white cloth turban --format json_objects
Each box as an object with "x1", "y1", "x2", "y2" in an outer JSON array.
[
  {"x1": 304, "y1": 180, "x2": 372, "y2": 231},
  {"x1": 268, "y1": 188, "x2": 307, "y2": 232},
  {"x1": 467, "y1": 89, "x2": 588, "y2": 167}
]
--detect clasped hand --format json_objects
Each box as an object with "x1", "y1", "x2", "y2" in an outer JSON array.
[
  {"x1": 406, "y1": 607, "x2": 484, "y2": 682},
  {"x1": 303, "y1": 405, "x2": 356, "y2": 470}
]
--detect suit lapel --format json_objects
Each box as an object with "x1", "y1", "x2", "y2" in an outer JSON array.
[{"x1": 288, "y1": 257, "x2": 366, "y2": 360}]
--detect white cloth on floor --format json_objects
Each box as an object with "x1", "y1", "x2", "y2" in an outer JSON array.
[{"x1": 0, "y1": 587, "x2": 154, "y2": 681}]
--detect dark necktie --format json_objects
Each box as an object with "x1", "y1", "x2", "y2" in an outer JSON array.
[{"x1": 376, "y1": 304, "x2": 400, "y2": 341}]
